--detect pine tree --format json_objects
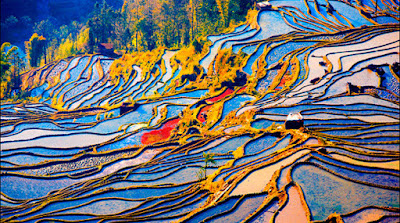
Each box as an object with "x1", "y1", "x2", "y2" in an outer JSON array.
[{"x1": 25, "y1": 33, "x2": 46, "y2": 68}]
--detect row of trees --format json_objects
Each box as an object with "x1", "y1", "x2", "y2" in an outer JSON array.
[
  {"x1": 23, "y1": 0, "x2": 255, "y2": 68},
  {"x1": 121, "y1": 0, "x2": 254, "y2": 51}
]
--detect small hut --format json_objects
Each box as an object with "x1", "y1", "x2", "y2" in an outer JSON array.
[
  {"x1": 256, "y1": 1, "x2": 272, "y2": 10},
  {"x1": 285, "y1": 112, "x2": 304, "y2": 129},
  {"x1": 97, "y1": 43, "x2": 118, "y2": 57}
]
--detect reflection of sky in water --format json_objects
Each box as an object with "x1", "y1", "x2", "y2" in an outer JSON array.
[
  {"x1": 222, "y1": 11, "x2": 295, "y2": 50},
  {"x1": 293, "y1": 165, "x2": 399, "y2": 220},
  {"x1": 201, "y1": 29, "x2": 258, "y2": 71},
  {"x1": 2, "y1": 0, "x2": 400, "y2": 220}
]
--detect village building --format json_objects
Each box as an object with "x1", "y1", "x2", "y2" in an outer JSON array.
[
  {"x1": 97, "y1": 43, "x2": 119, "y2": 58},
  {"x1": 256, "y1": 1, "x2": 272, "y2": 10},
  {"x1": 285, "y1": 112, "x2": 304, "y2": 129}
]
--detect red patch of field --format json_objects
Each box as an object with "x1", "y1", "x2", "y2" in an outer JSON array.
[
  {"x1": 277, "y1": 75, "x2": 290, "y2": 88},
  {"x1": 141, "y1": 118, "x2": 180, "y2": 145},
  {"x1": 238, "y1": 86, "x2": 247, "y2": 93},
  {"x1": 206, "y1": 88, "x2": 234, "y2": 103}
]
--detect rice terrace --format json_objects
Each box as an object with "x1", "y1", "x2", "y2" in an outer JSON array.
[{"x1": 0, "y1": 0, "x2": 399, "y2": 222}]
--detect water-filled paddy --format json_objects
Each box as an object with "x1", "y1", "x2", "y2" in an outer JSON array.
[
  {"x1": 292, "y1": 164, "x2": 399, "y2": 221},
  {"x1": 209, "y1": 193, "x2": 267, "y2": 223},
  {"x1": 2, "y1": 1, "x2": 400, "y2": 222},
  {"x1": 231, "y1": 149, "x2": 310, "y2": 196}
]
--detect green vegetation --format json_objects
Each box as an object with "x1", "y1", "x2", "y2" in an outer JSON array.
[
  {"x1": 0, "y1": 42, "x2": 25, "y2": 99},
  {"x1": 211, "y1": 49, "x2": 248, "y2": 90},
  {"x1": 17, "y1": 0, "x2": 253, "y2": 67},
  {"x1": 1, "y1": 0, "x2": 255, "y2": 100},
  {"x1": 25, "y1": 33, "x2": 47, "y2": 68},
  {"x1": 1, "y1": 0, "x2": 400, "y2": 221},
  {"x1": 197, "y1": 152, "x2": 216, "y2": 180}
]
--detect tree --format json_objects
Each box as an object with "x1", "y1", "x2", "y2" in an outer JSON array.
[
  {"x1": 57, "y1": 35, "x2": 76, "y2": 59},
  {"x1": 1, "y1": 42, "x2": 25, "y2": 99},
  {"x1": 113, "y1": 10, "x2": 130, "y2": 50},
  {"x1": 25, "y1": 33, "x2": 46, "y2": 68},
  {"x1": 8, "y1": 50, "x2": 25, "y2": 92},
  {"x1": 198, "y1": 152, "x2": 216, "y2": 180},
  {"x1": 129, "y1": 0, "x2": 143, "y2": 51},
  {"x1": 158, "y1": 1, "x2": 174, "y2": 47},
  {"x1": 20, "y1": 16, "x2": 33, "y2": 26},
  {"x1": 33, "y1": 19, "x2": 56, "y2": 40},
  {"x1": 121, "y1": 27, "x2": 132, "y2": 51},
  {"x1": 192, "y1": 38, "x2": 203, "y2": 53},
  {"x1": 1, "y1": 43, "x2": 15, "y2": 77},
  {"x1": 137, "y1": 16, "x2": 156, "y2": 51},
  {"x1": 76, "y1": 28, "x2": 91, "y2": 53},
  {"x1": 88, "y1": 28, "x2": 95, "y2": 53}
]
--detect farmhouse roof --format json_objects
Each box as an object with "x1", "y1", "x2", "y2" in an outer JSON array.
[
  {"x1": 99, "y1": 43, "x2": 114, "y2": 50},
  {"x1": 286, "y1": 112, "x2": 303, "y2": 121}
]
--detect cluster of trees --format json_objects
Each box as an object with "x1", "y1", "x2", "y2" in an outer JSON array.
[
  {"x1": 25, "y1": 33, "x2": 47, "y2": 68},
  {"x1": 1, "y1": 42, "x2": 25, "y2": 99},
  {"x1": 27, "y1": 19, "x2": 91, "y2": 66},
  {"x1": 24, "y1": 0, "x2": 255, "y2": 68},
  {"x1": 121, "y1": 0, "x2": 254, "y2": 51},
  {"x1": 1, "y1": 0, "x2": 115, "y2": 46},
  {"x1": 1, "y1": 0, "x2": 255, "y2": 99}
]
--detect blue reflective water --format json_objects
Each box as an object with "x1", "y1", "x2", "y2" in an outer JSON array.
[
  {"x1": 325, "y1": 147, "x2": 398, "y2": 162},
  {"x1": 89, "y1": 103, "x2": 156, "y2": 134},
  {"x1": 56, "y1": 57, "x2": 90, "y2": 98},
  {"x1": 50, "y1": 57, "x2": 80, "y2": 94},
  {"x1": 79, "y1": 184, "x2": 188, "y2": 201},
  {"x1": 329, "y1": 1, "x2": 374, "y2": 27},
  {"x1": 0, "y1": 147, "x2": 85, "y2": 156},
  {"x1": 212, "y1": 95, "x2": 255, "y2": 128},
  {"x1": 248, "y1": 199, "x2": 280, "y2": 223},
  {"x1": 97, "y1": 132, "x2": 143, "y2": 152},
  {"x1": 107, "y1": 74, "x2": 137, "y2": 105},
  {"x1": 208, "y1": 25, "x2": 250, "y2": 43},
  {"x1": 154, "y1": 194, "x2": 208, "y2": 218},
  {"x1": 309, "y1": 158, "x2": 399, "y2": 188},
  {"x1": 188, "y1": 196, "x2": 241, "y2": 222},
  {"x1": 209, "y1": 193, "x2": 266, "y2": 223},
  {"x1": 206, "y1": 136, "x2": 252, "y2": 154},
  {"x1": 132, "y1": 74, "x2": 156, "y2": 100},
  {"x1": 63, "y1": 58, "x2": 100, "y2": 103},
  {"x1": 2, "y1": 154, "x2": 50, "y2": 165},
  {"x1": 312, "y1": 153, "x2": 400, "y2": 174},
  {"x1": 293, "y1": 164, "x2": 399, "y2": 220},
  {"x1": 234, "y1": 135, "x2": 291, "y2": 167},
  {"x1": 242, "y1": 43, "x2": 268, "y2": 75},
  {"x1": 245, "y1": 135, "x2": 278, "y2": 155},
  {"x1": 225, "y1": 11, "x2": 295, "y2": 50},
  {"x1": 128, "y1": 167, "x2": 203, "y2": 186},
  {"x1": 80, "y1": 84, "x2": 113, "y2": 107},
  {"x1": 0, "y1": 175, "x2": 75, "y2": 199},
  {"x1": 165, "y1": 105, "x2": 186, "y2": 120},
  {"x1": 4, "y1": 121, "x2": 65, "y2": 136},
  {"x1": 30, "y1": 83, "x2": 49, "y2": 98},
  {"x1": 201, "y1": 29, "x2": 258, "y2": 71},
  {"x1": 0, "y1": 161, "x2": 17, "y2": 167}
]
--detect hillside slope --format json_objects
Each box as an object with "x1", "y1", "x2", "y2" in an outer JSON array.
[{"x1": 1, "y1": 0, "x2": 399, "y2": 222}]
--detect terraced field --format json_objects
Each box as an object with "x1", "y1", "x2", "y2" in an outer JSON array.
[{"x1": 1, "y1": 0, "x2": 399, "y2": 222}]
